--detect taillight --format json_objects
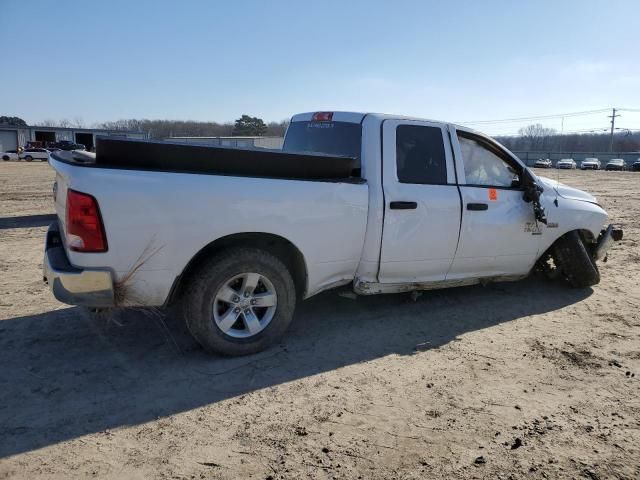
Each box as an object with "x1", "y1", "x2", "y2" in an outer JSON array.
[
  {"x1": 66, "y1": 189, "x2": 108, "y2": 252},
  {"x1": 312, "y1": 111, "x2": 333, "y2": 122}
]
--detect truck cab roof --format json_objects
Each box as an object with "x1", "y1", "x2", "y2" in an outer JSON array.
[{"x1": 291, "y1": 111, "x2": 460, "y2": 128}]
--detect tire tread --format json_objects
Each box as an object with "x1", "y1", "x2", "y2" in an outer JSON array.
[{"x1": 553, "y1": 231, "x2": 600, "y2": 288}]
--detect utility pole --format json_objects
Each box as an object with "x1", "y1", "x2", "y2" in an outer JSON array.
[{"x1": 608, "y1": 108, "x2": 620, "y2": 152}]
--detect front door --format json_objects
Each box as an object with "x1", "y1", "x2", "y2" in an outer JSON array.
[
  {"x1": 448, "y1": 127, "x2": 541, "y2": 279},
  {"x1": 378, "y1": 120, "x2": 462, "y2": 283}
]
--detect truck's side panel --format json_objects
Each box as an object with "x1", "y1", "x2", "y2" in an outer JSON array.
[
  {"x1": 50, "y1": 158, "x2": 369, "y2": 305},
  {"x1": 377, "y1": 120, "x2": 462, "y2": 283},
  {"x1": 448, "y1": 186, "x2": 540, "y2": 278}
]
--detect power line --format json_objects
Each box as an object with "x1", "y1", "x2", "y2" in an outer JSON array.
[
  {"x1": 488, "y1": 126, "x2": 640, "y2": 137},
  {"x1": 457, "y1": 108, "x2": 611, "y2": 125},
  {"x1": 490, "y1": 128, "x2": 605, "y2": 137},
  {"x1": 459, "y1": 107, "x2": 640, "y2": 126}
]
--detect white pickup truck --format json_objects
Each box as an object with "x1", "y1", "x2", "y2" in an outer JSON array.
[{"x1": 44, "y1": 111, "x2": 623, "y2": 355}]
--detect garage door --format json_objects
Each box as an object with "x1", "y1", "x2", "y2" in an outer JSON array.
[{"x1": 0, "y1": 130, "x2": 18, "y2": 152}]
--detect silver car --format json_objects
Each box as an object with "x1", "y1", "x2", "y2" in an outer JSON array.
[
  {"x1": 580, "y1": 158, "x2": 601, "y2": 170},
  {"x1": 534, "y1": 158, "x2": 552, "y2": 168},
  {"x1": 1, "y1": 149, "x2": 20, "y2": 161},
  {"x1": 605, "y1": 159, "x2": 626, "y2": 171},
  {"x1": 556, "y1": 158, "x2": 577, "y2": 169}
]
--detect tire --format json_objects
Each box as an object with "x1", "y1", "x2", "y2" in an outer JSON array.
[
  {"x1": 182, "y1": 247, "x2": 296, "y2": 356},
  {"x1": 24, "y1": 156, "x2": 33, "y2": 162},
  {"x1": 2, "y1": 155, "x2": 9, "y2": 161},
  {"x1": 552, "y1": 231, "x2": 600, "y2": 288}
]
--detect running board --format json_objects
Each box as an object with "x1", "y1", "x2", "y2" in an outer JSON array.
[{"x1": 353, "y1": 274, "x2": 527, "y2": 295}]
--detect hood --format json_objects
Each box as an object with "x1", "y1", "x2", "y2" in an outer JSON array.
[{"x1": 536, "y1": 176, "x2": 598, "y2": 204}]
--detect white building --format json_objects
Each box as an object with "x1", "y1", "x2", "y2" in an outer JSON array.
[
  {"x1": 0, "y1": 125, "x2": 147, "y2": 152},
  {"x1": 166, "y1": 136, "x2": 284, "y2": 149}
]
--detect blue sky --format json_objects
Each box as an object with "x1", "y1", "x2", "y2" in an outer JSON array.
[{"x1": 2, "y1": 0, "x2": 639, "y2": 134}]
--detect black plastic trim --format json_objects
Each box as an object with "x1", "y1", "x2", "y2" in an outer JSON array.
[
  {"x1": 390, "y1": 201, "x2": 417, "y2": 210},
  {"x1": 52, "y1": 137, "x2": 363, "y2": 184},
  {"x1": 467, "y1": 203, "x2": 489, "y2": 211}
]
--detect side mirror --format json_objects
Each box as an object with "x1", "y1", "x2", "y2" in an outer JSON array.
[{"x1": 521, "y1": 168, "x2": 547, "y2": 224}]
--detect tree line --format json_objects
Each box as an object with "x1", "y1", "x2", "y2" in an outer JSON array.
[
  {"x1": 1, "y1": 114, "x2": 288, "y2": 139},
  {"x1": 496, "y1": 123, "x2": 640, "y2": 152},
  {"x1": 95, "y1": 115, "x2": 289, "y2": 139}
]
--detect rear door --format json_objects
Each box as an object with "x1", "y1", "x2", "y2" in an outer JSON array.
[
  {"x1": 378, "y1": 120, "x2": 462, "y2": 283},
  {"x1": 448, "y1": 127, "x2": 541, "y2": 279}
]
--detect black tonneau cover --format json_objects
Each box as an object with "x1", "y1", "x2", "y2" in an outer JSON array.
[{"x1": 51, "y1": 137, "x2": 358, "y2": 181}]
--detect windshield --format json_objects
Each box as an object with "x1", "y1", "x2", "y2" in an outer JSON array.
[{"x1": 283, "y1": 121, "x2": 362, "y2": 164}]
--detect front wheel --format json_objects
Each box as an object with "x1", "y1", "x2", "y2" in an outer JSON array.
[
  {"x1": 182, "y1": 248, "x2": 296, "y2": 356},
  {"x1": 24, "y1": 155, "x2": 33, "y2": 162},
  {"x1": 552, "y1": 231, "x2": 600, "y2": 288}
]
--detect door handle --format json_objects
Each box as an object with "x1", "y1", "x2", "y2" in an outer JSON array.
[
  {"x1": 467, "y1": 203, "x2": 488, "y2": 211},
  {"x1": 390, "y1": 201, "x2": 417, "y2": 210}
]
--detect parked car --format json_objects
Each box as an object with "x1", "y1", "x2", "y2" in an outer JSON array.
[
  {"x1": 43, "y1": 111, "x2": 623, "y2": 356},
  {"x1": 1, "y1": 149, "x2": 20, "y2": 161},
  {"x1": 50, "y1": 140, "x2": 86, "y2": 151},
  {"x1": 605, "y1": 159, "x2": 627, "y2": 171},
  {"x1": 20, "y1": 148, "x2": 50, "y2": 162},
  {"x1": 534, "y1": 158, "x2": 552, "y2": 168},
  {"x1": 556, "y1": 158, "x2": 577, "y2": 169},
  {"x1": 580, "y1": 158, "x2": 601, "y2": 170},
  {"x1": 631, "y1": 159, "x2": 640, "y2": 172}
]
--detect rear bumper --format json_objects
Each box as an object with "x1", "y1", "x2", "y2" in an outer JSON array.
[
  {"x1": 594, "y1": 224, "x2": 624, "y2": 261},
  {"x1": 43, "y1": 222, "x2": 115, "y2": 307}
]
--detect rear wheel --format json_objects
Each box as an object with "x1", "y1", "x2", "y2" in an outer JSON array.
[
  {"x1": 552, "y1": 231, "x2": 600, "y2": 288},
  {"x1": 24, "y1": 155, "x2": 33, "y2": 162},
  {"x1": 182, "y1": 248, "x2": 296, "y2": 356},
  {"x1": 2, "y1": 155, "x2": 9, "y2": 161}
]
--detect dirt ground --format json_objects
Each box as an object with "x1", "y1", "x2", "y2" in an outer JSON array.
[{"x1": 0, "y1": 161, "x2": 639, "y2": 479}]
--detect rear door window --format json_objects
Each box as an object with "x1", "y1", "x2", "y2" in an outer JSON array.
[{"x1": 395, "y1": 125, "x2": 447, "y2": 184}]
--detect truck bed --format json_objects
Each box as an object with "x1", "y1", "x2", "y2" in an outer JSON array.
[
  {"x1": 48, "y1": 151, "x2": 369, "y2": 306},
  {"x1": 51, "y1": 137, "x2": 360, "y2": 181}
]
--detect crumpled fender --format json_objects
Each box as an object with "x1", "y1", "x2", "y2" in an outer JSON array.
[{"x1": 536, "y1": 176, "x2": 598, "y2": 204}]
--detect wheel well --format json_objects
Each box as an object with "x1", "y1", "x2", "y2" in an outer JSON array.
[
  {"x1": 539, "y1": 228, "x2": 597, "y2": 262},
  {"x1": 168, "y1": 233, "x2": 308, "y2": 304},
  {"x1": 550, "y1": 229, "x2": 596, "y2": 247}
]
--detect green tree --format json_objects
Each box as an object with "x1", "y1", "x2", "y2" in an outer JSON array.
[
  {"x1": 0, "y1": 116, "x2": 28, "y2": 126},
  {"x1": 232, "y1": 115, "x2": 267, "y2": 136}
]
